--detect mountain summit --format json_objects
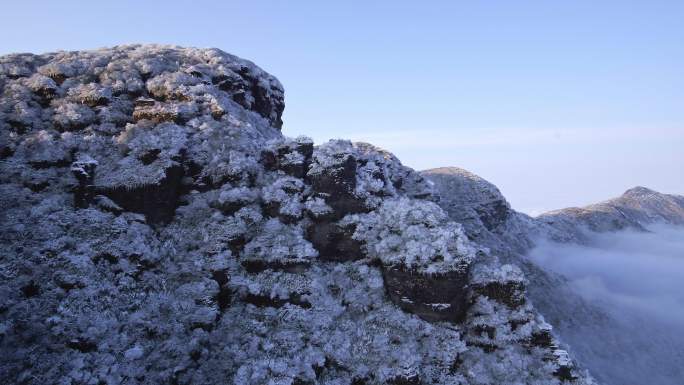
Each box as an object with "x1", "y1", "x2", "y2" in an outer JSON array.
[
  {"x1": 3, "y1": 45, "x2": 680, "y2": 385},
  {"x1": 538, "y1": 186, "x2": 684, "y2": 235}
]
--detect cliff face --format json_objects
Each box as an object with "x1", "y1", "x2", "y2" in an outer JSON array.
[
  {"x1": 423, "y1": 167, "x2": 684, "y2": 385},
  {"x1": 0, "y1": 46, "x2": 594, "y2": 385}
]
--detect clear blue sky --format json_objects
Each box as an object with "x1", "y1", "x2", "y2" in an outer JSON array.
[{"x1": 2, "y1": 1, "x2": 682, "y2": 214}]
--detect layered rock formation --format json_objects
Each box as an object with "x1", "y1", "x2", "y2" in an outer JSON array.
[{"x1": 0, "y1": 46, "x2": 594, "y2": 384}]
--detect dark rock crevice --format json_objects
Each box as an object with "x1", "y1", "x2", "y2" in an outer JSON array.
[
  {"x1": 381, "y1": 265, "x2": 470, "y2": 323},
  {"x1": 97, "y1": 164, "x2": 185, "y2": 225},
  {"x1": 307, "y1": 221, "x2": 365, "y2": 262}
]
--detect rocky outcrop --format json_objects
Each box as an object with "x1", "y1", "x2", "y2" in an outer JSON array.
[
  {"x1": 1, "y1": 45, "x2": 284, "y2": 225},
  {"x1": 0, "y1": 46, "x2": 595, "y2": 385},
  {"x1": 422, "y1": 167, "x2": 539, "y2": 258},
  {"x1": 422, "y1": 167, "x2": 512, "y2": 232},
  {"x1": 463, "y1": 264, "x2": 584, "y2": 382},
  {"x1": 470, "y1": 264, "x2": 526, "y2": 309},
  {"x1": 382, "y1": 265, "x2": 470, "y2": 323}
]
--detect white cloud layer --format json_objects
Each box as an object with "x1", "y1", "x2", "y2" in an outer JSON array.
[{"x1": 528, "y1": 224, "x2": 684, "y2": 385}]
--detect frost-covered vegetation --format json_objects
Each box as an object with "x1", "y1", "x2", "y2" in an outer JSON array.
[
  {"x1": 343, "y1": 197, "x2": 474, "y2": 274},
  {"x1": 1, "y1": 46, "x2": 594, "y2": 385}
]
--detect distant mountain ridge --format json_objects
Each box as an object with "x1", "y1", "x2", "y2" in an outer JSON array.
[
  {"x1": 537, "y1": 186, "x2": 684, "y2": 239},
  {"x1": 423, "y1": 167, "x2": 684, "y2": 244}
]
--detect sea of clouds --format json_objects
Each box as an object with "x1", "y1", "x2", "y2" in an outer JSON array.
[{"x1": 528, "y1": 224, "x2": 684, "y2": 385}]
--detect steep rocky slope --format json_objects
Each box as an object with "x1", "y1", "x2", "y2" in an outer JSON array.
[
  {"x1": 420, "y1": 167, "x2": 538, "y2": 258},
  {"x1": 423, "y1": 167, "x2": 684, "y2": 385},
  {"x1": 423, "y1": 167, "x2": 684, "y2": 258},
  {"x1": 0, "y1": 46, "x2": 594, "y2": 384}
]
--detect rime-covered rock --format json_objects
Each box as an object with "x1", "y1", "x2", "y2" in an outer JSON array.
[
  {"x1": 306, "y1": 220, "x2": 364, "y2": 261},
  {"x1": 0, "y1": 46, "x2": 597, "y2": 385},
  {"x1": 460, "y1": 263, "x2": 590, "y2": 384},
  {"x1": 422, "y1": 167, "x2": 511, "y2": 232},
  {"x1": 307, "y1": 140, "x2": 368, "y2": 217},
  {"x1": 470, "y1": 263, "x2": 526, "y2": 309}
]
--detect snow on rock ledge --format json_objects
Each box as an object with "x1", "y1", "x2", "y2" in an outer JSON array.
[{"x1": 344, "y1": 197, "x2": 475, "y2": 322}]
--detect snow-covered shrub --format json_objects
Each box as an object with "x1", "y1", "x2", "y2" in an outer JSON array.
[
  {"x1": 116, "y1": 122, "x2": 188, "y2": 162},
  {"x1": 146, "y1": 71, "x2": 200, "y2": 101},
  {"x1": 345, "y1": 197, "x2": 475, "y2": 273},
  {"x1": 242, "y1": 219, "x2": 318, "y2": 266},
  {"x1": 66, "y1": 83, "x2": 112, "y2": 106},
  {"x1": 261, "y1": 176, "x2": 307, "y2": 221},
  {"x1": 215, "y1": 185, "x2": 259, "y2": 214},
  {"x1": 52, "y1": 101, "x2": 97, "y2": 130}
]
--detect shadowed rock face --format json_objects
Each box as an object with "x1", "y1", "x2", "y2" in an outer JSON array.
[
  {"x1": 70, "y1": 156, "x2": 97, "y2": 208},
  {"x1": 306, "y1": 221, "x2": 365, "y2": 262},
  {"x1": 382, "y1": 265, "x2": 470, "y2": 323},
  {"x1": 308, "y1": 151, "x2": 368, "y2": 217},
  {"x1": 471, "y1": 280, "x2": 526, "y2": 309},
  {"x1": 97, "y1": 164, "x2": 185, "y2": 224}
]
